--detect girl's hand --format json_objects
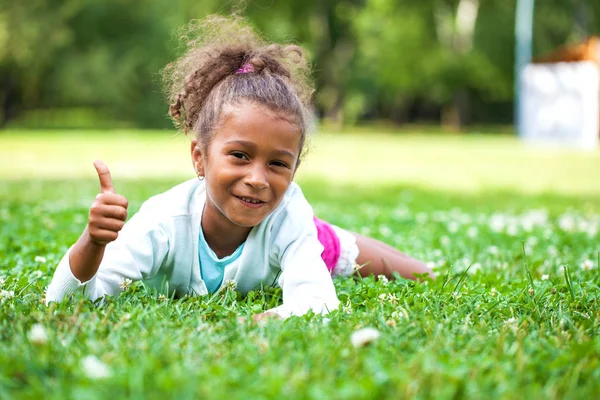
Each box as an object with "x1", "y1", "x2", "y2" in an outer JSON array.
[{"x1": 88, "y1": 160, "x2": 129, "y2": 246}]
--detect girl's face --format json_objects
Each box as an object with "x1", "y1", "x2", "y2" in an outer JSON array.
[{"x1": 191, "y1": 101, "x2": 302, "y2": 232}]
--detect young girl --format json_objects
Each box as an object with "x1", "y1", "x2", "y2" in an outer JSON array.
[{"x1": 46, "y1": 15, "x2": 432, "y2": 320}]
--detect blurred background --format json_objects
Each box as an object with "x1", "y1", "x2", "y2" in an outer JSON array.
[
  {"x1": 2, "y1": 0, "x2": 599, "y2": 131},
  {"x1": 1, "y1": 0, "x2": 600, "y2": 197}
]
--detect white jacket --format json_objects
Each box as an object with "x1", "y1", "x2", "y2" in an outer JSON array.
[{"x1": 46, "y1": 179, "x2": 340, "y2": 318}]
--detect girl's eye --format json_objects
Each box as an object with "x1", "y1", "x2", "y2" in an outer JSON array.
[
  {"x1": 270, "y1": 161, "x2": 289, "y2": 169},
  {"x1": 231, "y1": 152, "x2": 248, "y2": 160}
]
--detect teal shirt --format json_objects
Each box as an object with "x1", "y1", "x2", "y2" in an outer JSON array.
[{"x1": 198, "y1": 227, "x2": 245, "y2": 293}]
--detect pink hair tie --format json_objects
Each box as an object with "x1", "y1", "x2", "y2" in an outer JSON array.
[{"x1": 235, "y1": 62, "x2": 254, "y2": 74}]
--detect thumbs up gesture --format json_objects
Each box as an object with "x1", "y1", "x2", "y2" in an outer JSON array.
[{"x1": 88, "y1": 160, "x2": 129, "y2": 245}]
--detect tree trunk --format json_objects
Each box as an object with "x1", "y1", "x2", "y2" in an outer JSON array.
[
  {"x1": 0, "y1": 73, "x2": 16, "y2": 129},
  {"x1": 435, "y1": 0, "x2": 479, "y2": 130},
  {"x1": 442, "y1": 89, "x2": 470, "y2": 131}
]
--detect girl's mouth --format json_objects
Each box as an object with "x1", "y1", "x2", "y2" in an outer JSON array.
[{"x1": 235, "y1": 195, "x2": 266, "y2": 208}]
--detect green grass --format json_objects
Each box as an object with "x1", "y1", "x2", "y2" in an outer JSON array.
[{"x1": 1, "y1": 130, "x2": 600, "y2": 399}]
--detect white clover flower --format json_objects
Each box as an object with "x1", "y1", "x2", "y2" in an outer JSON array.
[
  {"x1": 351, "y1": 327, "x2": 381, "y2": 348},
  {"x1": 386, "y1": 293, "x2": 399, "y2": 303},
  {"x1": 577, "y1": 220, "x2": 589, "y2": 233},
  {"x1": 521, "y1": 220, "x2": 534, "y2": 232},
  {"x1": 447, "y1": 221, "x2": 460, "y2": 233},
  {"x1": 526, "y1": 237, "x2": 538, "y2": 247},
  {"x1": 581, "y1": 259, "x2": 595, "y2": 271},
  {"x1": 81, "y1": 355, "x2": 112, "y2": 379},
  {"x1": 440, "y1": 235, "x2": 451, "y2": 246},
  {"x1": 547, "y1": 246, "x2": 558, "y2": 257},
  {"x1": 0, "y1": 276, "x2": 5, "y2": 287},
  {"x1": 0, "y1": 289, "x2": 14, "y2": 300},
  {"x1": 488, "y1": 246, "x2": 499, "y2": 256},
  {"x1": 391, "y1": 309, "x2": 408, "y2": 320},
  {"x1": 378, "y1": 293, "x2": 387, "y2": 301},
  {"x1": 558, "y1": 215, "x2": 575, "y2": 232},
  {"x1": 541, "y1": 274, "x2": 550, "y2": 281},
  {"x1": 224, "y1": 279, "x2": 237, "y2": 291},
  {"x1": 506, "y1": 224, "x2": 518, "y2": 237},
  {"x1": 490, "y1": 287, "x2": 498, "y2": 297},
  {"x1": 490, "y1": 214, "x2": 506, "y2": 232},
  {"x1": 467, "y1": 227, "x2": 478, "y2": 238},
  {"x1": 157, "y1": 294, "x2": 167, "y2": 301},
  {"x1": 426, "y1": 261, "x2": 436, "y2": 270},
  {"x1": 377, "y1": 275, "x2": 389, "y2": 285},
  {"x1": 560, "y1": 265, "x2": 568, "y2": 272},
  {"x1": 378, "y1": 225, "x2": 392, "y2": 237},
  {"x1": 28, "y1": 324, "x2": 48, "y2": 345},
  {"x1": 119, "y1": 278, "x2": 132, "y2": 291},
  {"x1": 505, "y1": 317, "x2": 517, "y2": 325},
  {"x1": 31, "y1": 270, "x2": 43, "y2": 279},
  {"x1": 468, "y1": 263, "x2": 482, "y2": 275},
  {"x1": 34, "y1": 256, "x2": 47, "y2": 263}
]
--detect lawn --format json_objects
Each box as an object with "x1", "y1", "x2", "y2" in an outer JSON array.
[{"x1": 1, "y1": 129, "x2": 599, "y2": 399}]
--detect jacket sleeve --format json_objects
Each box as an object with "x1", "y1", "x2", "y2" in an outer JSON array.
[
  {"x1": 266, "y1": 194, "x2": 340, "y2": 318},
  {"x1": 46, "y1": 208, "x2": 169, "y2": 303}
]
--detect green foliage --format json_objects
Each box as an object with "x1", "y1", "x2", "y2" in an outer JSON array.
[
  {"x1": 2, "y1": 0, "x2": 598, "y2": 128},
  {"x1": 1, "y1": 132, "x2": 600, "y2": 398}
]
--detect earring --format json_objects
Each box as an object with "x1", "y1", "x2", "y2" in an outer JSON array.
[{"x1": 196, "y1": 172, "x2": 205, "y2": 181}]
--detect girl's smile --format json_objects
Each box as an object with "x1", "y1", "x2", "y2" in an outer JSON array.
[
  {"x1": 235, "y1": 195, "x2": 265, "y2": 208},
  {"x1": 192, "y1": 101, "x2": 302, "y2": 256}
]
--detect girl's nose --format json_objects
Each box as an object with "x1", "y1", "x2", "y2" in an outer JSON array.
[{"x1": 244, "y1": 165, "x2": 269, "y2": 189}]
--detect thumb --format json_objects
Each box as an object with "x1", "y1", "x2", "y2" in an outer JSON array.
[{"x1": 93, "y1": 160, "x2": 115, "y2": 194}]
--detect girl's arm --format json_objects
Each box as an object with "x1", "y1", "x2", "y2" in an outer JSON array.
[
  {"x1": 351, "y1": 232, "x2": 435, "y2": 280},
  {"x1": 269, "y1": 233, "x2": 340, "y2": 319},
  {"x1": 46, "y1": 161, "x2": 166, "y2": 303},
  {"x1": 47, "y1": 218, "x2": 169, "y2": 303}
]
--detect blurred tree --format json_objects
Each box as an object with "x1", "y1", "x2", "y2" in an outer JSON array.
[
  {"x1": 0, "y1": 0, "x2": 80, "y2": 126},
  {"x1": 0, "y1": 0, "x2": 598, "y2": 130},
  {"x1": 46, "y1": 0, "x2": 225, "y2": 128},
  {"x1": 245, "y1": 0, "x2": 363, "y2": 125},
  {"x1": 350, "y1": 0, "x2": 514, "y2": 129}
]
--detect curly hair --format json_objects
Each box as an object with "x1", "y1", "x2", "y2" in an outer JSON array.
[{"x1": 162, "y1": 15, "x2": 315, "y2": 160}]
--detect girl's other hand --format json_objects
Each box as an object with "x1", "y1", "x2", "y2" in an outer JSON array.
[{"x1": 88, "y1": 160, "x2": 129, "y2": 246}]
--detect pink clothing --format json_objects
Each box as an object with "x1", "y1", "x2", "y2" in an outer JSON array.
[{"x1": 313, "y1": 216, "x2": 341, "y2": 272}]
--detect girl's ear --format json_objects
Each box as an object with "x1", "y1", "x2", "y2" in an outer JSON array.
[{"x1": 190, "y1": 139, "x2": 205, "y2": 177}]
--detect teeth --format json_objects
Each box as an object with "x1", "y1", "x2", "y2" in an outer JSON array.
[{"x1": 240, "y1": 196, "x2": 261, "y2": 204}]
